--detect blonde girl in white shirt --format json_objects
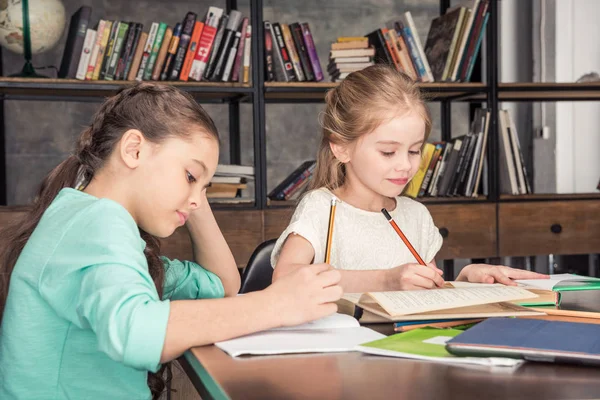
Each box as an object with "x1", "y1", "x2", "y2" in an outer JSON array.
[{"x1": 272, "y1": 65, "x2": 547, "y2": 292}]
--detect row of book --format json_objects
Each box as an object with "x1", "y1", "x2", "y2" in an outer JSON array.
[
  {"x1": 327, "y1": 37, "x2": 375, "y2": 82},
  {"x1": 405, "y1": 106, "x2": 531, "y2": 199},
  {"x1": 264, "y1": 22, "x2": 323, "y2": 82},
  {"x1": 59, "y1": 6, "x2": 252, "y2": 83},
  {"x1": 366, "y1": 0, "x2": 489, "y2": 83},
  {"x1": 405, "y1": 108, "x2": 491, "y2": 198}
]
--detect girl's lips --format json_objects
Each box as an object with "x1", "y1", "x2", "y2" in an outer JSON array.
[
  {"x1": 388, "y1": 178, "x2": 409, "y2": 185},
  {"x1": 177, "y1": 211, "x2": 188, "y2": 225}
]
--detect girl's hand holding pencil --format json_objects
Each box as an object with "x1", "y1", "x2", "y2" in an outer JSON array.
[
  {"x1": 383, "y1": 262, "x2": 444, "y2": 291},
  {"x1": 265, "y1": 263, "x2": 343, "y2": 327}
]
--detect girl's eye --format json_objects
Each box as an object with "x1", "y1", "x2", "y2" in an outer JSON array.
[
  {"x1": 186, "y1": 171, "x2": 197, "y2": 183},
  {"x1": 381, "y1": 151, "x2": 395, "y2": 157},
  {"x1": 409, "y1": 150, "x2": 422, "y2": 156}
]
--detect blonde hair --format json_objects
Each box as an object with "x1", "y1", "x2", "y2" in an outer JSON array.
[{"x1": 310, "y1": 64, "x2": 432, "y2": 191}]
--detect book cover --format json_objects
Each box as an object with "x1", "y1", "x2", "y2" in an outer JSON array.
[
  {"x1": 231, "y1": 17, "x2": 249, "y2": 82},
  {"x1": 159, "y1": 23, "x2": 182, "y2": 81},
  {"x1": 144, "y1": 22, "x2": 168, "y2": 80},
  {"x1": 289, "y1": 22, "x2": 314, "y2": 81},
  {"x1": 179, "y1": 21, "x2": 205, "y2": 82},
  {"x1": 151, "y1": 26, "x2": 173, "y2": 81},
  {"x1": 105, "y1": 22, "x2": 130, "y2": 80},
  {"x1": 126, "y1": 32, "x2": 148, "y2": 81},
  {"x1": 86, "y1": 20, "x2": 107, "y2": 80},
  {"x1": 99, "y1": 20, "x2": 120, "y2": 80},
  {"x1": 188, "y1": 7, "x2": 222, "y2": 81},
  {"x1": 281, "y1": 23, "x2": 305, "y2": 81},
  {"x1": 203, "y1": 13, "x2": 229, "y2": 80},
  {"x1": 423, "y1": 7, "x2": 464, "y2": 82},
  {"x1": 301, "y1": 23, "x2": 323, "y2": 81},
  {"x1": 135, "y1": 22, "x2": 159, "y2": 81},
  {"x1": 91, "y1": 20, "x2": 113, "y2": 80},
  {"x1": 170, "y1": 12, "x2": 197, "y2": 80},
  {"x1": 75, "y1": 28, "x2": 96, "y2": 80}
]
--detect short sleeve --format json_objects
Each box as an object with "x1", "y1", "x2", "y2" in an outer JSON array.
[
  {"x1": 162, "y1": 257, "x2": 224, "y2": 301},
  {"x1": 39, "y1": 200, "x2": 169, "y2": 373},
  {"x1": 270, "y1": 190, "x2": 331, "y2": 268},
  {"x1": 421, "y1": 206, "x2": 444, "y2": 263}
]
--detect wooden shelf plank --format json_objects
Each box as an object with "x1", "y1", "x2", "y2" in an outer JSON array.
[
  {"x1": 498, "y1": 82, "x2": 600, "y2": 101},
  {"x1": 0, "y1": 77, "x2": 252, "y2": 100}
]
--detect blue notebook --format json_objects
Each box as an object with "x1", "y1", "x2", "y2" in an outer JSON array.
[{"x1": 445, "y1": 318, "x2": 600, "y2": 366}]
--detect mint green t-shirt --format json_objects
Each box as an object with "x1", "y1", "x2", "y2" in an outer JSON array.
[{"x1": 0, "y1": 188, "x2": 224, "y2": 399}]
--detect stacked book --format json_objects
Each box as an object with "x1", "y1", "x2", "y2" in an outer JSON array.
[
  {"x1": 59, "y1": 6, "x2": 252, "y2": 84},
  {"x1": 208, "y1": 164, "x2": 254, "y2": 204},
  {"x1": 263, "y1": 22, "x2": 323, "y2": 82},
  {"x1": 327, "y1": 37, "x2": 375, "y2": 82}
]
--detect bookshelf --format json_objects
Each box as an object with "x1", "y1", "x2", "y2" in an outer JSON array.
[{"x1": 0, "y1": 0, "x2": 598, "y2": 274}]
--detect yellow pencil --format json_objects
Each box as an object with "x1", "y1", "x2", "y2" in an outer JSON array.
[{"x1": 324, "y1": 197, "x2": 337, "y2": 264}]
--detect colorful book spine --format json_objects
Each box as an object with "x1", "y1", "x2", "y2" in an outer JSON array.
[
  {"x1": 241, "y1": 24, "x2": 252, "y2": 84},
  {"x1": 86, "y1": 20, "x2": 107, "y2": 80},
  {"x1": 136, "y1": 22, "x2": 159, "y2": 81},
  {"x1": 75, "y1": 28, "x2": 96, "y2": 80},
  {"x1": 301, "y1": 23, "x2": 323, "y2": 81},
  {"x1": 159, "y1": 23, "x2": 182, "y2": 81},
  {"x1": 281, "y1": 23, "x2": 305, "y2": 81},
  {"x1": 289, "y1": 22, "x2": 314, "y2": 81},
  {"x1": 99, "y1": 20, "x2": 119, "y2": 80},
  {"x1": 91, "y1": 20, "x2": 112, "y2": 80},
  {"x1": 122, "y1": 23, "x2": 144, "y2": 80},
  {"x1": 127, "y1": 32, "x2": 148, "y2": 81},
  {"x1": 105, "y1": 22, "x2": 129, "y2": 80},
  {"x1": 170, "y1": 12, "x2": 197, "y2": 80},
  {"x1": 152, "y1": 26, "x2": 173, "y2": 81},
  {"x1": 116, "y1": 23, "x2": 142, "y2": 80},
  {"x1": 221, "y1": 27, "x2": 241, "y2": 82},
  {"x1": 180, "y1": 21, "x2": 205, "y2": 82},
  {"x1": 143, "y1": 22, "x2": 168, "y2": 80}
]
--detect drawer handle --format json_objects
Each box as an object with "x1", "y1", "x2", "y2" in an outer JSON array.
[
  {"x1": 439, "y1": 227, "x2": 449, "y2": 238},
  {"x1": 550, "y1": 224, "x2": 562, "y2": 234}
]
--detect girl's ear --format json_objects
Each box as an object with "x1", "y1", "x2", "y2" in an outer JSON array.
[
  {"x1": 119, "y1": 129, "x2": 146, "y2": 169},
  {"x1": 329, "y1": 141, "x2": 351, "y2": 163}
]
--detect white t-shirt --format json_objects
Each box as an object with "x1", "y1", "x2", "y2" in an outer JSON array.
[{"x1": 271, "y1": 188, "x2": 443, "y2": 270}]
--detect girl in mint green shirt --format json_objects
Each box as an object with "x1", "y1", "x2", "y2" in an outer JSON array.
[{"x1": 0, "y1": 83, "x2": 342, "y2": 400}]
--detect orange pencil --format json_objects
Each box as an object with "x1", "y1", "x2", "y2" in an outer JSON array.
[
  {"x1": 324, "y1": 197, "x2": 337, "y2": 264},
  {"x1": 381, "y1": 208, "x2": 426, "y2": 265}
]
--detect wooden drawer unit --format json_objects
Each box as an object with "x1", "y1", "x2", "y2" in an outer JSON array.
[
  {"x1": 427, "y1": 203, "x2": 497, "y2": 259},
  {"x1": 499, "y1": 200, "x2": 600, "y2": 257}
]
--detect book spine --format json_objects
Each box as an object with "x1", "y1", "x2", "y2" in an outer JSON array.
[
  {"x1": 105, "y1": 22, "x2": 129, "y2": 80},
  {"x1": 99, "y1": 21, "x2": 120, "y2": 80},
  {"x1": 188, "y1": 7, "x2": 222, "y2": 81},
  {"x1": 122, "y1": 23, "x2": 144, "y2": 80},
  {"x1": 264, "y1": 21, "x2": 275, "y2": 81},
  {"x1": 152, "y1": 26, "x2": 173, "y2": 81},
  {"x1": 58, "y1": 6, "x2": 92, "y2": 79},
  {"x1": 127, "y1": 32, "x2": 148, "y2": 81},
  {"x1": 159, "y1": 23, "x2": 182, "y2": 81},
  {"x1": 290, "y1": 22, "x2": 314, "y2": 81},
  {"x1": 281, "y1": 23, "x2": 305, "y2": 81},
  {"x1": 465, "y1": 11, "x2": 489, "y2": 82},
  {"x1": 231, "y1": 17, "x2": 249, "y2": 82},
  {"x1": 179, "y1": 22, "x2": 204, "y2": 82},
  {"x1": 86, "y1": 20, "x2": 106, "y2": 80},
  {"x1": 115, "y1": 22, "x2": 139, "y2": 81},
  {"x1": 75, "y1": 29, "x2": 96, "y2": 80},
  {"x1": 203, "y1": 14, "x2": 229, "y2": 80},
  {"x1": 143, "y1": 22, "x2": 167, "y2": 80},
  {"x1": 301, "y1": 23, "x2": 323, "y2": 81},
  {"x1": 221, "y1": 29, "x2": 241, "y2": 82},
  {"x1": 91, "y1": 20, "x2": 112, "y2": 80},
  {"x1": 170, "y1": 12, "x2": 197, "y2": 80},
  {"x1": 395, "y1": 21, "x2": 427, "y2": 82},
  {"x1": 272, "y1": 23, "x2": 296, "y2": 81},
  {"x1": 241, "y1": 25, "x2": 252, "y2": 84},
  {"x1": 136, "y1": 22, "x2": 159, "y2": 81},
  {"x1": 404, "y1": 12, "x2": 434, "y2": 82},
  {"x1": 210, "y1": 10, "x2": 242, "y2": 81}
]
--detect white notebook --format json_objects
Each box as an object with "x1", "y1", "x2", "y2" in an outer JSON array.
[{"x1": 215, "y1": 313, "x2": 385, "y2": 357}]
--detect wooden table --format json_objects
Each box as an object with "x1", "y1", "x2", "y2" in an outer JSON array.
[{"x1": 180, "y1": 290, "x2": 600, "y2": 400}]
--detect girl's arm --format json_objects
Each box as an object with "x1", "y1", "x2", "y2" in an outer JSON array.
[
  {"x1": 186, "y1": 197, "x2": 240, "y2": 297},
  {"x1": 273, "y1": 235, "x2": 443, "y2": 292},
  {"x1": 161, "y1": 264, "x2": 342, "y2": 362}
]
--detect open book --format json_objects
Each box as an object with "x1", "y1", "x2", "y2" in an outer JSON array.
[
  {"x1": 338, "y1": 284, "x2": 544, "y2": 322},
  {"x1": 215, "y1": 313, "x2": 385, "y2": 357}
]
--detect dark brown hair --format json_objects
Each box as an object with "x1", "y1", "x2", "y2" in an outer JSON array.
[
  {"x1": 311, "y1": 64, "x2": 432, "y2": 191},
  {"x1": 0, "y1": 82, "x2": 218, "y2": 399}
]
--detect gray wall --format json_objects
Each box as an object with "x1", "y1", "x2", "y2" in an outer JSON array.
[{"x1": 2, "y1": 0, "x2": 472, "y2": 205}]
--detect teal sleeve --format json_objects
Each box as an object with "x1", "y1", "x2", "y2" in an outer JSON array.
[
  {"x1": 161, "y1": 257, "x2": 225, "y2": 301},
  {"x1": 38, "y1": 200, "x2": 169, "y2": 373}
]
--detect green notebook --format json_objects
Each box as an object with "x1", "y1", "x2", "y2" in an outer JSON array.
[
  {"x1": 356, "y1": 327, "x2": 521, "y2": 367},
  {"x1": 516, "y1": 274, "x2": 600, "y2": 307}
]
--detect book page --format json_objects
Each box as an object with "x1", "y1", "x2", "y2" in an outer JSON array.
[
  {"x1": 517, "y1": 273, "x2": 600, "y2": 291},
  {"x1": 367, "y1": 286, "x2": 537, "y2": 318},
  {"x1": 271, "y1": 313, "x2": 359, "y2": 331}
]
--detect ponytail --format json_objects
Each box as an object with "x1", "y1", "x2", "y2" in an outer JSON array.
[{"x1": 0, "y1": 155, "x2": 82, "y2": 320}]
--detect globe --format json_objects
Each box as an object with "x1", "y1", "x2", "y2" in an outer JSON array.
[{"x1": 0, "y1": 0, "x2": 66, "y2": 55}]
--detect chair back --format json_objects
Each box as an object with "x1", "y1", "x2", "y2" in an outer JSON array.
[{"x1": 239, "y1": 239, "x2": 277, "y2": 294}]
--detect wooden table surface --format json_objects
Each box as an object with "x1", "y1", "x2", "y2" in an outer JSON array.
[{"x1": 180, "y1": 290, "x2": 600, "y2": 400}]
